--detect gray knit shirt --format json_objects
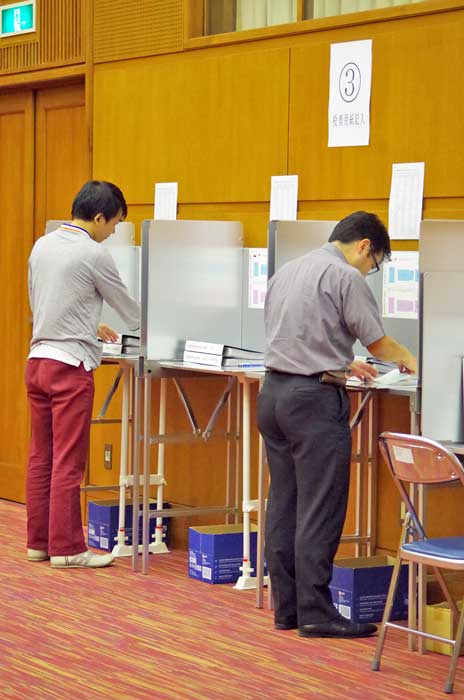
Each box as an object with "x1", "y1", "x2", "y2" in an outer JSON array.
[{"x1": 28, "y1": 226, "x2": 140, "y2": 369}]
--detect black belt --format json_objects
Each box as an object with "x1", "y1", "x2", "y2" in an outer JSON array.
[
  {"x1": 266, "y1": 369, "x2": 323, "y2": 380},
  {"x1": 266, "y1": 369, "x2": 346, "y2": 387}
]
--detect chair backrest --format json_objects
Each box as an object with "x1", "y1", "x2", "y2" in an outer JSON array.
[
  {"x1": 379, "y1": 432, "x2": 464, "y2": 487},
  {"x1": 379, "y1": 432, "x2": 464, "y2": 539}
]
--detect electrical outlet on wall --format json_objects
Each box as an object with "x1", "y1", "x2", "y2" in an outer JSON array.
[{"x1": 104, "y1": 443, "x2": 112, "y2": 470}]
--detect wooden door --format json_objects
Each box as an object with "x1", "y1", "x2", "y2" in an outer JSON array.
[
  {"x1": 35, "y1": 83, "x2": 89, "y2": 238},
  {"x1": 0, "y1": 91, "x2": 35, "y2": 502},
  {"x1": 0, "y1": 82, "x2": 90, "y2": 504}
]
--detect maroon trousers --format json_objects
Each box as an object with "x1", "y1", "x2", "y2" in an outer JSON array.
[{"x1": 25, "y1": 359, "x2": 94, "y2": 556}]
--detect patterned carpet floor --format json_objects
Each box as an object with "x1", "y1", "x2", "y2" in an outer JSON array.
[{"x1": 1, "y1": 499, "x2": 463, "y2": 700}]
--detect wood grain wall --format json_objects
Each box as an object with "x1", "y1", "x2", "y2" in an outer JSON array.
[{"x1": 93, "y1": 2, "x2": 464, "y2": 248}]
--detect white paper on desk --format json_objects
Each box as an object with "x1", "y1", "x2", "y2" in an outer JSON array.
[
  {"x1": 388, "y1": 163, "x2": 424, "y2": 240},
  {"x1": 248, "y1": 248, "x2": 268, "y2": 309},
  {"x1": 382, "y1": 251, "x2": 419, "y2": 319},
  {"x1": 101, "y1": 335, "x2": 123, "y2": 356},
  {"x1": 270, "y1": 175, "x2": 298, "y2": 221},
  {"x1": 348, "y1": 369, "x2": 417, "y2": 387},
  {"x1": 328, "y1": 39, "x2": 372, "y2": 148},
  {"x1": 154, "y1": 182, "x2": 178, "y2": 220}
]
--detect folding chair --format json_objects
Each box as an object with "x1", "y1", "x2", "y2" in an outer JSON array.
[{"x1": 372, "y1": 432, "x2": 464, "y2": 694}]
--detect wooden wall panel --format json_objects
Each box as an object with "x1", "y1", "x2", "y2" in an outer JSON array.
[
  {"x1": 0, "y1": 0, "x2": 84, "y2": 75},
  {"x1": 38, "y1": 0, "x2": 83, "y2": 65},
  {"x1": 0, "y1": 91, "x2": 34, "y2": 502},
  {"x1": 289, "y1": 8, "x2": 464, "y2": 203},
  {"x1": 93, "y1": 0, "x2": 183, "y2": 63},
  {"x1": 92, "y1": 48, "x2": 290, "y2": 204}
]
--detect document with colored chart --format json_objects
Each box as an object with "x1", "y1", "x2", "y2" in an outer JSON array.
[{"x1": 382, "y1": 251, "x2": 419, "y2": 320}]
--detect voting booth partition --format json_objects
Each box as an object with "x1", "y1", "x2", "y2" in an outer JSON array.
[
  {"x1": 141, "y1": 219, "x2": 244, "y2": 362},
  {"x1": 419, "y1": 220, "x2": 464, "y2": 444},
  {"x1": 133, "y1": 219, "x2": 271, "y2": 584},
  {"x1": 267, "y1": 219, "x2": 336, "y2": 278}
]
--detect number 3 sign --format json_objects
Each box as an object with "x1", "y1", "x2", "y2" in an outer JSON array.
[{"x1": 328, "y1": 40, "x2": 372, "y2": 147}]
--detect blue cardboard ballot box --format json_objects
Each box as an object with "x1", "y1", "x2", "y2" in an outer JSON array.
[
  {"x1": 329, "y1": 555, "x2": 408, "y2": 623},
  {"x1": 188, "y1": 523, "x2": 260, "y2": 584},
  {"x1": 88, "y1": 499, "x2": 170, "y2": 551}
]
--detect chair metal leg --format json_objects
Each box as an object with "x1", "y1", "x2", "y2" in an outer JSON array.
[
  {"x1": 445, "y1": 603, "x2": 464, "y2": 694},
  {"x1": 372, "y1": 554, "x2": 404, "y2": 671}
]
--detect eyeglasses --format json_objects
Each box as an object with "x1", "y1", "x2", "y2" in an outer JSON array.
[{"x1": 368, "y1": 248, "x2": 382, "y2": 276}]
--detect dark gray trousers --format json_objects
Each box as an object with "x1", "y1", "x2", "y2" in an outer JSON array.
[{"x1": 257, "y1": 371, "x2": 352, "y2": 625}]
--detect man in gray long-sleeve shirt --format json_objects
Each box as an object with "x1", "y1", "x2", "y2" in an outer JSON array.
[
  {"x1": 26, "y1": 180, "x2": 140, "y2": 569},
  {"x1": 257, "y1": 212, "x2": 416, "y2": 639}
]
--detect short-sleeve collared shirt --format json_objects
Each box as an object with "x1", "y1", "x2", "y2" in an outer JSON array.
[{"x1": 264, "y1": 243, "x2": 384, "y2": 375}]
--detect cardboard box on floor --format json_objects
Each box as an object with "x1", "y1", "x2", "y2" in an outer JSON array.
[
  {"x1": 426, "y1": 601, "x2": 464, "y2": 656},
  {"x1": 428, "y1": 571, "x2": 464, "y2": 605},
  {"x1": 88, "y1": 499, "x2": 170, "y2": 551},
  {"x1": 330, "y1": 555, "x2": 408, "y2": 623},
  {"x1": 188, "y1": 523, "x2": 260, "y2": 584}
]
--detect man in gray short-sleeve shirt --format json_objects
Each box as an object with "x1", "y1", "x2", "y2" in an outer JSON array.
[{"x1": 257, "y1": 211, "x2": 416, "y2": 640}]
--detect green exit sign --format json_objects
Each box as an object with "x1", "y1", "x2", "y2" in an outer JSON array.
[{"x1": 1, "y1": 1, "x2": 35, "y2": 39}]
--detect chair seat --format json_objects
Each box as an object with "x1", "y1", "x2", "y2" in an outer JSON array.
[{"x1": 402, "y1": 536, "x2": 464, "y2": 560}]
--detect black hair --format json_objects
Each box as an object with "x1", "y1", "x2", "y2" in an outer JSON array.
[
  {"x1": 328, "y1": 211, "x2": 391, "y2": 259},
  {"x1": 71, "y1": 180, "x2": 127, "y2": 222}
]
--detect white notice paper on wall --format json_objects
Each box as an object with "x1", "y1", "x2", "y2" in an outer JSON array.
[
  {"x1": 382, "y1": 251, "x2": 419, "y2": 319},
  {"x1": 328, "y1": 39, "x2": 372, "y2": 148},
  {"x1": 154, "y1": 182, "x2": 178, "y2": 220},
  {"x1": 388, "y1": 163, "x2": 424, "y2": 240},
  {"x1": 248, "y1": 248, "x2": 268, "y2": 309},
  {"x1": 270, "y1": 175, "x2": 298, "y2": 221}
]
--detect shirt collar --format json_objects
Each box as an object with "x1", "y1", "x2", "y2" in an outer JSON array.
[{"x1": 322, "y1": 242, "x2": 348, "y2": 263}]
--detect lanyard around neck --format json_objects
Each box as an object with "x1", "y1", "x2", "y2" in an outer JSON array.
[{"x1": 61, "y1": 223, "x2": 94, "y2": 240}]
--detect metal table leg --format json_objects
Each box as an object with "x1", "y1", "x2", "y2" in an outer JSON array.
[
  {"x1": 112, "y1": 365, "x2": 132, "y2": 557},
  {"x1": 235, "y1": 379, "x2": 255, "y2": 590},
  {"x1": 150, "y1": 377, "x2": 169, "y2": 554},
  {"x1": 131, "y1": 359, "x2": 143, "y2": 572}
]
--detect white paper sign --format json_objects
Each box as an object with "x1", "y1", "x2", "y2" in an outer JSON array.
[
  {"x1": 248, "y1": 248, "x2": 268, "y2": 309},
  {"x1": 388, "y1": 163, "x2": 424, "y2": 240},
  {"x1": 154, "y1": 182, "x2": 178, "y2": 220},
  {"x1": 328, "y1": 40, "x2": 372, "y2": 148},
  {"x1": 270, "y1": 175, "x2": 298, "y2": 221},
  {"x1": 382, "y1": 251, "x2": 419, "y2": 319}
]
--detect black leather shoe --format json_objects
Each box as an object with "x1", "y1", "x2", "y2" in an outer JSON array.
[
  {"x1": 298, "y1": 619, "x2": 377, "y2": 638},
  {"x1": 275, "y1": 615, "x2": 298, "y2": 630}
]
